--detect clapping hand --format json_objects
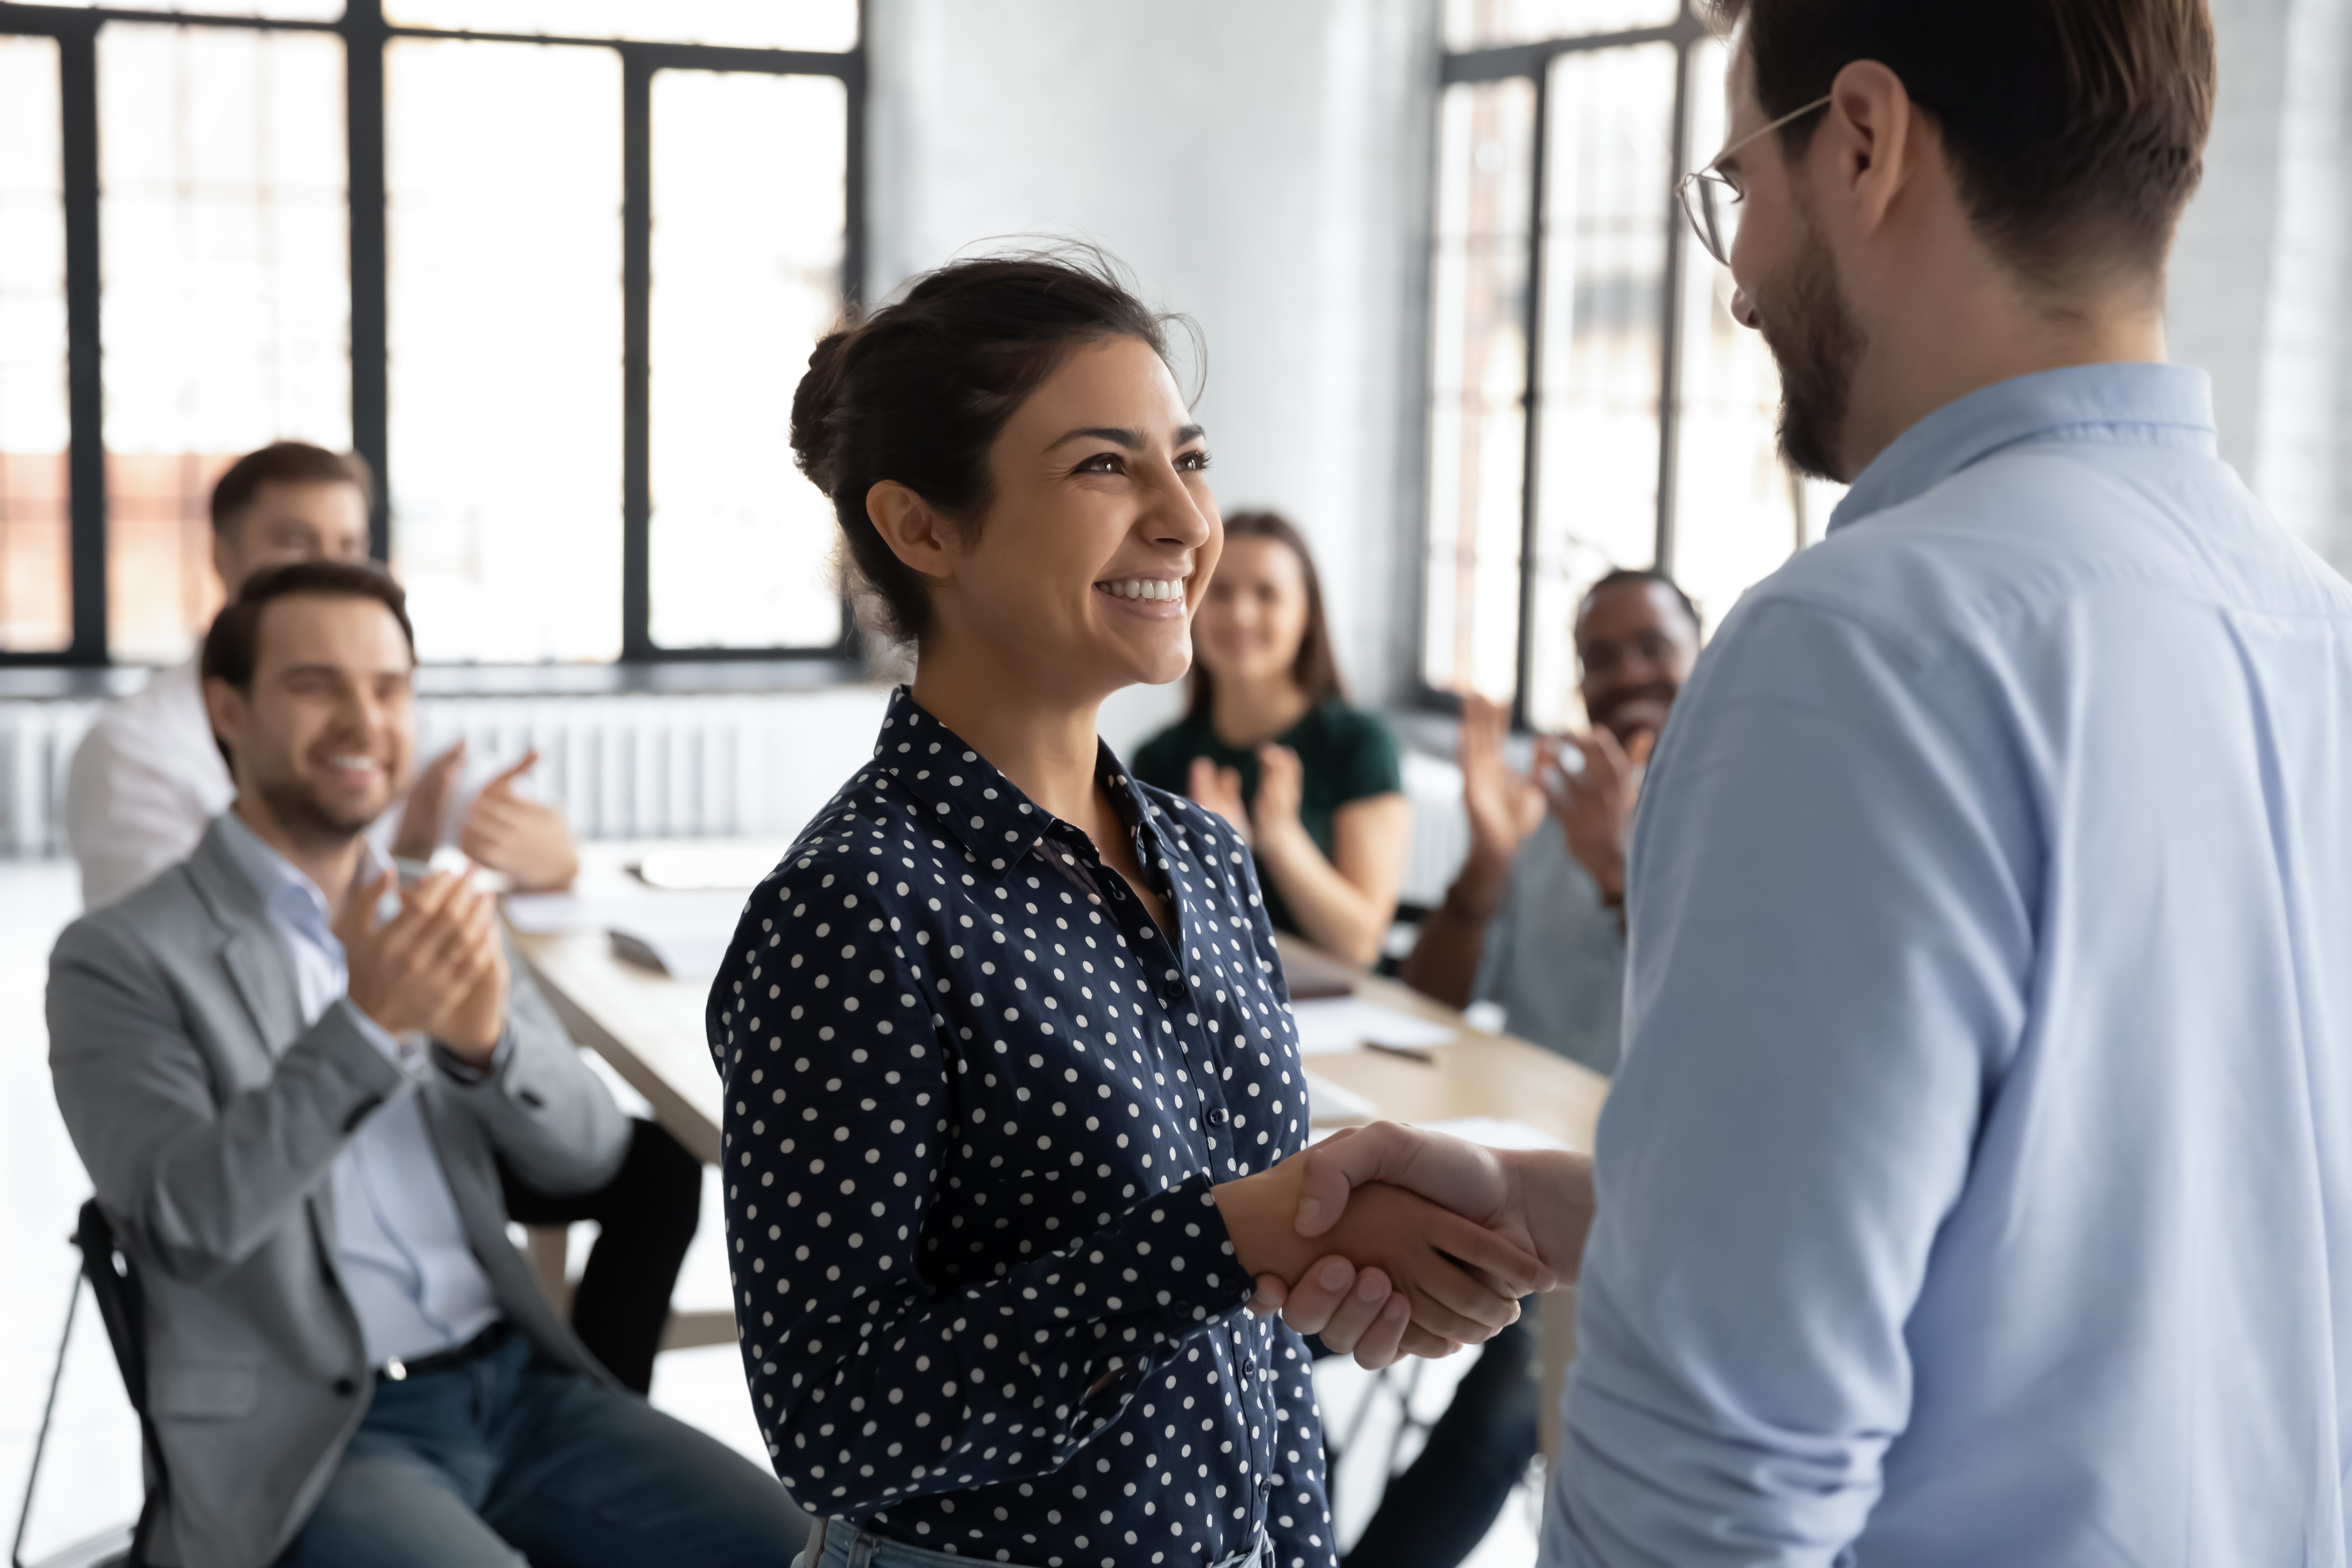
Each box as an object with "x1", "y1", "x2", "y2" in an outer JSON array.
[
  {"x1": 1539, "y1": 727, "x2": 1654, "y2": 904},
  {"x1": 460, "y1": 750, "x2": 580, "y2": 892},
  {"x1": 334, "y1": 865, "x2": 509, "y2": 1065},
  {"x1": 1458, "y1": 693, "x2": 1545, "y2": 860},
  {"x1": 1188, "y1": 756, "x2": 1254, "y2": 845}
]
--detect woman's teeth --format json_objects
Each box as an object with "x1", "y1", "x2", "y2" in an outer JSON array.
[
  {"x1": 325, "y1": 754, "x2": 380, "y2": 773},
  {"x1": 1101, "y1": 579, "x2": 1184, "y2": 602}
]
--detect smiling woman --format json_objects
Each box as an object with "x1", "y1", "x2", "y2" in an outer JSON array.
[{"x1": 707, "y1": 252, "x2": 1542, "y2": 1568}]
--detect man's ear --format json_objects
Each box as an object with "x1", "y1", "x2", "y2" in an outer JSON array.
[
  {"x1": 202, "y1": 677, "x2": 247, "y2": 782},
  {"x1": 866, "y1": 481, "x2": 957, "y2": 582},
  {"x1": 210, "y1": 529, "x2": 243, "y2": 596},
  {"x1": 1822, "y1": 59, "x2": 1917, "y2": 239}
]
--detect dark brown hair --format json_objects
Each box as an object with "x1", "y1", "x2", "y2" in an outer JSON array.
[
  {"x1": 789, "y1": 248, "x2": 1190, "y2": 643},
  {"x1": 210, "y1": 441, "x2": 375, "y2": 537},
  {"x1": 1185, "y1": 510, "x2": 1344, "y2": 723},
  {"x1": 1711, "y1": 0, "x2": 2215, "y2": 286}
]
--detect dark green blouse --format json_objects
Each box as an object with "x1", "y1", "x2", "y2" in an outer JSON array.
[{"x1": 1130, "y1": 699, "x2": 1404, "y2": 937}]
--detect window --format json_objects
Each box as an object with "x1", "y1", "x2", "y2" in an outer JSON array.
[
  {"x1": 1422, "y1": 0, "x2": 1842, "y2": 730},
  {"x1": 0, "y1": 0, "x2": 860, "y2": 667}
]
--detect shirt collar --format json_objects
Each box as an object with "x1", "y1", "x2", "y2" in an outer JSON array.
[
  {"x1": 215, "y1": 806, "x2": 383, "y2": 936},
  {"x1": 1828, "y1": 362, "x2": 2218, "y2": 535},
  {"x1": 872, "y1": 686, "x2": 1170, "y2": 885}
]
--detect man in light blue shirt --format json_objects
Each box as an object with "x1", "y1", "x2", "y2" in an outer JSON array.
[{"x1": 1260, "y1": 0, "x2": 2352, "y2": 1560}]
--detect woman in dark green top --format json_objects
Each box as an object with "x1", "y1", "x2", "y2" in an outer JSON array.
[{"x1": 1133, "y1": 511, "x2": 1408, "y2": 963}]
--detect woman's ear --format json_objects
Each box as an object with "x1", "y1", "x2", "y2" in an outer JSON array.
[{"x1": 867, "y1": 481, "x2": 956, "y2": 582}]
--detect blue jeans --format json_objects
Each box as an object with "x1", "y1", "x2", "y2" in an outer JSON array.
[
  {"x1": 276, "y1": 1331, "x2": 808, "y2": 1567},
  {"x1": 797, "y1": 1518, "x2": 1269, "y2": 1568}
]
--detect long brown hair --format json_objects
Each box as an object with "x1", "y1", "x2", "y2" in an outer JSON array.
[{"x1": 1186, "y1": 510, "x2": 1343, "y2": 723}]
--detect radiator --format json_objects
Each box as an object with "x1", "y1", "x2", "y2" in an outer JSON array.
[
  {"x1": 0, "y1": 684, "x2": 894, "y2": 859},
  {"x1": 0, "y1": 684, "x2": 1477, "y2": 908}
]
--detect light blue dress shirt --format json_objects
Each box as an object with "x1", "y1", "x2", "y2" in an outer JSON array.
[
  {"x1": 216, "y1": 812, "x2": 504, "y2": 1367},
  {"x1": 1545, "y1": 364, "x2": 2352, "y2": 1565}
]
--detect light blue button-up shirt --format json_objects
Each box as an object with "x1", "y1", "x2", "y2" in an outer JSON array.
[
  {"x1": 216, "y1": 812, "x2": 504, "y2": 1367},
  {"x1": 1546, "y1": 364, "x2": 2352, "y2": 1565}
]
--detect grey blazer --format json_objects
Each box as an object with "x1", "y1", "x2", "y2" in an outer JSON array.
[{"x1": 46, "y1": 819, "x2": 631, "y2": 1568}]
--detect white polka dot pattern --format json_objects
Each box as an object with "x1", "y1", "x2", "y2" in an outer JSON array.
[{"x1": 706, "y1": 688, "x2": 1335, "y2": 1568}]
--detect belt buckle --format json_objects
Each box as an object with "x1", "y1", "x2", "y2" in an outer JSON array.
[{"x1": 383, "y1": 1357, "x2": 408, "y2": 1381}]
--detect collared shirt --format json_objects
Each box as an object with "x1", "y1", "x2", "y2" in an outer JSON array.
[
  {"x1": 215, "y1": 811, "x2": 503, "y2": 1367},
  {"x1": 708, "y1": 688, "x2": 1335, "y2": 1568},
  {"x1": 1545, "y1": 364, "x2": 2352, "y2": 1565},
  {"x1": 1470, "y1": 817, "x2": 1625, "y2": 1077}
]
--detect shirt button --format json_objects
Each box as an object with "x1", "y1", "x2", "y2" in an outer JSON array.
[
  {"x1": 332, "y1": 1377, "x2": 357, "y2": 1397},
  {"x1": 1205, "y1": 1107, "x2": 1229, "y2": 1127}
]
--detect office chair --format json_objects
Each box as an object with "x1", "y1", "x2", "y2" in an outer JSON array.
[{"x1": 12, "y1": 1201, "x2": 164, "y2": 1568}]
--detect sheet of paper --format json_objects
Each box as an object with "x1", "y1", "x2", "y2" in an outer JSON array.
[
  {"x1": 501, "y1": 892, "x2": 592, "y2": 933},
  {"x1": 1287, "y1": 996, "x2": 1460, "y2": 1056},
  {"x1": 631, "y1": 844, "x2": 789, "y2": 892},
  {"x1": 1415, "y1": 1115, "x2": 1574, "y2": 1153},
  {"x1": 1302, "y1": 1070, "x2": 1380, "y2": 1125}
]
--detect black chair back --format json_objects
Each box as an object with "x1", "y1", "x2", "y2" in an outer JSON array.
[{"x1": 71, "y1": 1201, "x2": 165, "y2": 1566}]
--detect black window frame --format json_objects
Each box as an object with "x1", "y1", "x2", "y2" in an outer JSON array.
[
  {"x1": 1420, "y1": 1, "x2": 1713, "y2": 726},
  {"x1": 0, "y1": 0, "x2": 865, "y2": 668}
]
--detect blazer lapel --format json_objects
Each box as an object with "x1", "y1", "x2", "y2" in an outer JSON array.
[{"x1": 186, "y1": 818, "x2": 306, "y2": 1054}]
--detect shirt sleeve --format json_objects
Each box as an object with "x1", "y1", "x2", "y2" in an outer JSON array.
[
  {"x1": 1544, "y1": 595, "x2": 2036, "y2": 1565},
  {"x1": 64, "y1": 710, "x2": 214, "y2": 912},
  {"x1": 710, "y1": 882, "x2": 1256, "y2": 1517}
]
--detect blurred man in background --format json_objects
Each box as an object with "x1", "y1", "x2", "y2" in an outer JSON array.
[
  {"x1": 1405, "y1": 568, "x2": 1703, "y2": 1077},
  {"x1": 63, "y1": 440, "x2": 695, "y2": 1396}
]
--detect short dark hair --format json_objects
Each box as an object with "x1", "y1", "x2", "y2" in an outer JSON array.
[
  {"x1": 1580, "y1": 567, "x2": 1703, "y2": 637},
  {"x1": 210, "y1": 441, "x2": 375, "y2": 537},
  {"x1": 203, "y1": 560, "x2": 414, "y2": 692},
  {"x1": 789, "y1": 247, "x2": 1192, "y2": 642},
  {"x1": 1711, "y1": 0, "x2": 2215, "y2": 286},
  {"x1": 1185, "y1": 510, "x2": 1344, "y2": 724}
]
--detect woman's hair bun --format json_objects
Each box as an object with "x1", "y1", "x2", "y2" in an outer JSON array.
[{"x1": 785, "y1": 245, "x2": 1192, "y2": 645}]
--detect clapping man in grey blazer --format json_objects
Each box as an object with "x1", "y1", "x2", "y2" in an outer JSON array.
[{"x1": 47, "y1": 559, "x2": 808, "y2": 1568}]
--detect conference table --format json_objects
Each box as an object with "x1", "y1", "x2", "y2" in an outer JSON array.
[{"x1": 509, "y1": 841, "x2": 1608, "y2": 1447}]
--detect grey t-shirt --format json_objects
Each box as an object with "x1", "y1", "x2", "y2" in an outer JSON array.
[{"x1": 1470, "y1": 817, "x2": 1626, "y2": 1077}]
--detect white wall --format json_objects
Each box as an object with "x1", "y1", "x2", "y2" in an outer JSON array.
[
  {"x1": 864, "y1": 0, "x2": 1442, "y2": 753},
  {"x1": 2168, "y1": 0, "x2": 2352, "y2": 573}
]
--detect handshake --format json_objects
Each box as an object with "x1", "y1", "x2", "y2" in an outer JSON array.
[{"x1": 1210, "y1": 1122, "x2": 1597, "y2": 1367}]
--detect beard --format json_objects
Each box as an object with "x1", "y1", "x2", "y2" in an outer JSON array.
[
  {"x1": 254, "y1": 773, "x2": 382, "y2": 849},
  {"x1": 1758, "y1": 215, "x2": 1866, "y2": 483}
]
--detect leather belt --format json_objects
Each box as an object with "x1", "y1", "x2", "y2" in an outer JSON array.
[{"x1": 377, "y1": 1320, "x2": 509, "y2": 1383}]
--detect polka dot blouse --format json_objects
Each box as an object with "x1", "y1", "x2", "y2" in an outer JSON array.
[{"x1": 706, "y1": 688, "x2": 1335, "y2": 1568}]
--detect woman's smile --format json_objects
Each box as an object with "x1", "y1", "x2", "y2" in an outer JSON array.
[{"x1": 1092, "y1": 574, "x2": 1190, "y2": 616}]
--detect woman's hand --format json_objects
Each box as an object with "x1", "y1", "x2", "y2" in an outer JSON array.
[
  {"x1": 1251, "y1": 744, "x2": 1307, "y2": 849},
  {"x1": 1214, "y1": 1158, "x2": 1542, "y2": 1344},
  {"x1": 1188, "y1": 756, "x2": 1254, "y2": 846}
]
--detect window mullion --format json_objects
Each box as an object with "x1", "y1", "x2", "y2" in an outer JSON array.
[
  {"x1": 1509, "y1": 66, "x2": 1550, "y2": 732},
  {"x1": 1652, "y1": 28, "x2": 1695, "y2": 576},
  {"x1": 620, "y1": 50, "x2": 652, "y2": 660},
  {"x1": 59, "y1": 17, "x2": 105, "y2": 665},
  {"x1": 349, "y1": 0, "x2": 390, "y2": 562}
]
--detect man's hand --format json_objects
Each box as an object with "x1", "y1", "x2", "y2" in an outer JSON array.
[
  {"x1": 335, "y1": 867, "x2": 502, "y2": 1049},
  {"x1": 1288, "y1": 1122, "x2": 1594, "y2": 1296},
  {"x1": 1540, "y1": 728, "x2": 1654, "y2": 904},
  {"x1": 1459, "y1": 693, "x2": 1545, "y2": 862},
  {"x1": 1188, "y1": 756, "x2": 1254, "y2": 846},
  {"x1": 460, "y1": 750, "x2": 580, "y2": 891},
  {"x1": 1214, "y1": 1157, "x2": 1544, "y2": 1344},
  {"x1": 390, "y1": 739, "x2": 467, "y2": 863},
  {"x1": 426, "y1": 887, "x2": 509, "y2": 1063}
]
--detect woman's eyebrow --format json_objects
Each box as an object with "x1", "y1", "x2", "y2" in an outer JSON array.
[{"x1": 1045, "y1": 423, "x2": 1209, "y2": 451}]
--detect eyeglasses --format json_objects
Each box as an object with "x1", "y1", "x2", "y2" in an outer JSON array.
[{"x1": 1675, "y1": 95, "x2": 1833, "y2": 266}]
